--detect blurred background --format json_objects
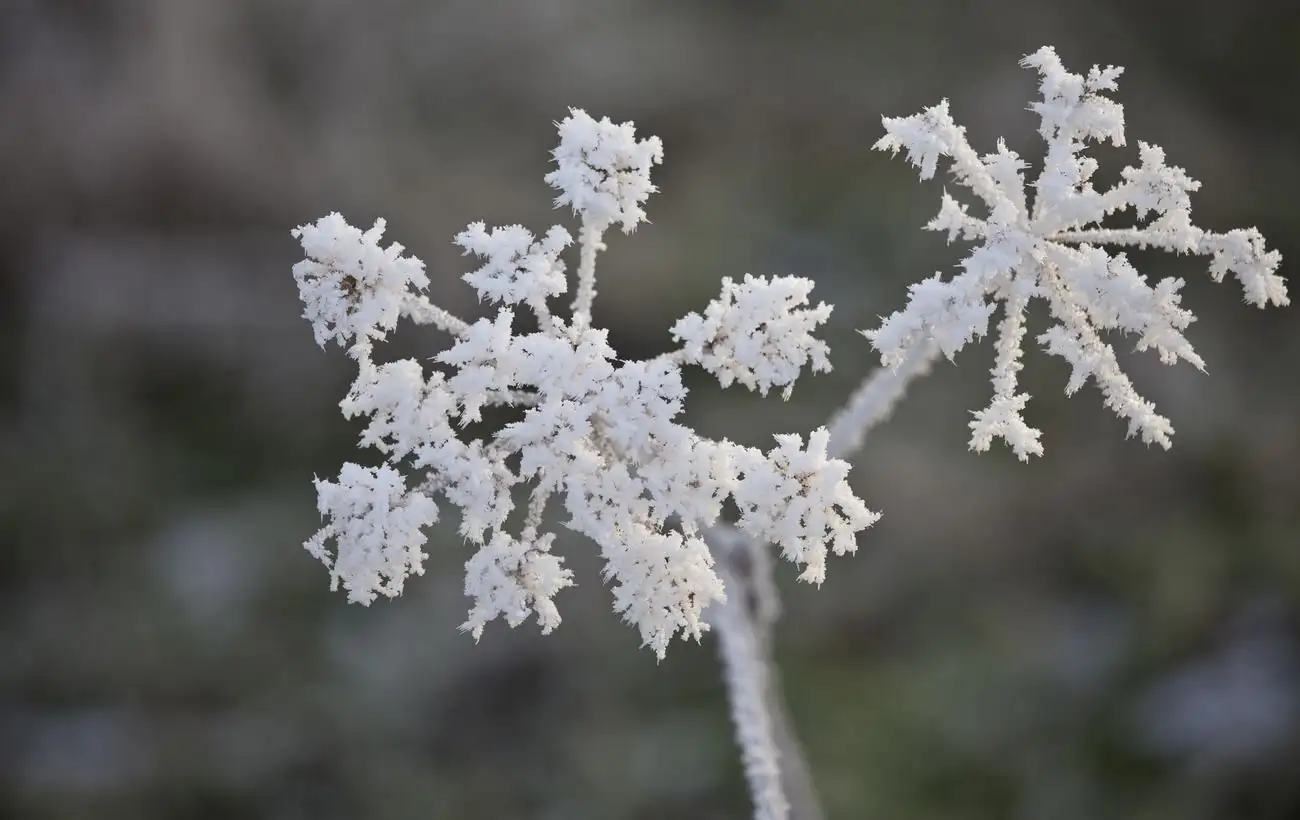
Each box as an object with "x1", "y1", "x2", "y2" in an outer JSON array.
[{"x1": 2, "y1": 1, "x2": 1298, "y2": 818}]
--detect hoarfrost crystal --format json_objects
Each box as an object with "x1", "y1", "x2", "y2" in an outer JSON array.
[
  {"x1": 672, "y1": 274, "x2": 834, "y2": 399},
  {"x1": 545, "y1": 108, "x2": 664, "y2": 234},
  {"x1": 864, "y1": 46, "x2": 1286, "y2": 459},
  {"x1": 304, "y1": 463, "x2": 439, "y2": 605}
]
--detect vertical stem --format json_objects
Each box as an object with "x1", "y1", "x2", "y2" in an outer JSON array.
[
  {"x1": 714, "y1": 592, "x2": 791, "y2": 820},
  {"x1": 571, "y1": 222, "x2": 605, "y2": 332},
  {"x1": 711, "y1": 527, "x2": 825, "y2": 820},
  {"x1": 709, "y1": 337, "x2": 940, "y2": 819}
]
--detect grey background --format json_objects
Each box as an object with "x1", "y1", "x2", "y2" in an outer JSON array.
[{"x1": 2, "y1": 2, "x2": 1298, "y2": 818}]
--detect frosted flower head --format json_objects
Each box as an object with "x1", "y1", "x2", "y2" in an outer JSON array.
[
  {"x1": 461, "y1": 530, "x2": 573, "y2": 640},
  {"x1": 455, "y1": 222, "x2": 572, "y2": 309},
  {"x1": 865, "y1": 46, "x2": 1286, "y2": 459},
  {"x1": 732, "y1": 428, "x2": 878, "y2": 586},
  {"x1": 292, "y1": 213, "x2": 429, "y2": 350},
  {"x1": 671, "y1": 274, "x2": 834, "y2": 399},
  {"x1": 305, "y1": 463, "x2": 439, "y2": 605},
  {"x1": 294, "y1": 114, "x2": 875, "y2": 658},
  {"x1": 545, "y1": 108, "x2": 664, "y2": 233},
  {"x1": 602, "y1": 526, "x2": 722, "y2": 658}
]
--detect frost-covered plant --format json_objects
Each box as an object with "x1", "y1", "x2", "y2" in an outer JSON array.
[
  {"x1": 292, "y1": 109, "x2": 876, "y2": 660},
  {"x1": 866, "y1": 46, "x2": 1287, "y2": 460},
  {"x1": 291, "y1": 54, "x2": 1284, "y2": 820}
]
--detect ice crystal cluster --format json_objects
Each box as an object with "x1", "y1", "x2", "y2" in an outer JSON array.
[
  {"x1": 865, "y1": 46, "x2": 1287, "y2": 460},
  {"x1": 292, "y1": 109, "x2": 876, "y2": 658}
]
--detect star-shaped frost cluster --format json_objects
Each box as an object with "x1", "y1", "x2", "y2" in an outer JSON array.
[{"x1": 865, "y1": 46, "x2": 1287, "y2": 459}]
